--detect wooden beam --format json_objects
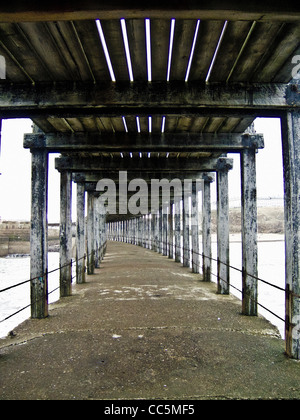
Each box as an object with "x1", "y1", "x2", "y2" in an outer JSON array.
[
  {"x1": 24, "y1": 132, "x2": 264, "y2": 153},
  {"x1": 72, "y1": 171, "x2": 216, "y2": 183},
  {"x1": 0, "y1": 82, "x2": 298, "y2": 118},
  {"x1": 55, "y1": 156, "x2": 233, "y2": 172},
  {"x1": 0, "y1": 1, "x2": 299, "y2": 22}
]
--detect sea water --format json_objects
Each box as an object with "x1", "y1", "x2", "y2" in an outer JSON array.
[{"x1": 0, "y1": 253, "x2": 61, "y2": 338}]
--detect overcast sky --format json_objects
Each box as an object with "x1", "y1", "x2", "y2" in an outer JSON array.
[{"x1": 0, "y1": 117, "x2": 284, "y2": 223}]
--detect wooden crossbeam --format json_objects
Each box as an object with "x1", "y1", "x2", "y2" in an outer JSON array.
[
  {"x1": 1, "y1": 82, "x2": 299, "y2": 118},
  {"x1": 24, "y1": 132, "x2": 264, "y2": 153},
  {"x1": 72, "y1": 171, "x2": 215, "y2": 183},
  {"x1": 55, "y1": 156, "x2": 233, "y2": 172},
  {"x1": 0, "y1": 1, "x2": 299, "y2": 22}
]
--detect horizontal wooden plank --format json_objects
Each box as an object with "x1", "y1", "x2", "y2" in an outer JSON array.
[
  {"x1": 24, "y1": 132, "x2": 264, "y2": 152},
  {"x1": 0, "y1": 81, "x2": 296, "y2": 116},
  {"x1": 0, "y1": 1, "x2": 299, "y2": 22},
  {"x1": 55, "y1": 155, "x2": 233, "y2": 172}
]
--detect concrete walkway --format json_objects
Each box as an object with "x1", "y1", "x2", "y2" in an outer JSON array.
[{"x1": 0, "y1": 241, "x2": 299, "y2": 400}]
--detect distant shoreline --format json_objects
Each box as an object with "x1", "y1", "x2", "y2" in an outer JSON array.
[{"x1": 0, "y1": 206, "x2": 284, "y2": 257}]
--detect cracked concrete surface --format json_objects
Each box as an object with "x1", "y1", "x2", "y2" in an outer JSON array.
[{"x1": 0, "y1": 241, "x2": 300, "y2": 400}]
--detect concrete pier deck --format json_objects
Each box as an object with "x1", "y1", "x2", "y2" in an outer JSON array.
[{"x1": 0, "y1": 241, "x2": 299, "y2": 400}]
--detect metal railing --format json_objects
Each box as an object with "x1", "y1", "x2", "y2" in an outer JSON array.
[
  {"x1": 107, "y1": 232, "x2": 300, "y2": 338},
  {"x1": 0, "y1": 242, "x2": 107, "y2": 326}
]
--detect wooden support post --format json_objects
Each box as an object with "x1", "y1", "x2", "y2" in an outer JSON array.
[
  {"x1": 133, "y1": 218, "x2": 136, "y2": 245},
  {"x1": 191, "y1": 181, "x2": 199, "y2": 273},
  {"x1": 174, "y1": 198, "x2": 181, "y2": 263},
  {"x1": 99, "y1": 203, "x2": 105, "y2": 260},
  {"x1": 168, "y1": 202, "x2": 174, "y2": 259},
  {"x1": 163, "y1": 207, "x2": 168, "y2": 256},
  {"x1": 94, "y1": 196, "x2": 100, "y2": 268},
  {"x1": 159, "y1": 207, "x2": 163, "y2": 254},
  {"x1": 76, "y1": 183, "x2": 86, "y2": 284},
  {"x1": 59, "y1": 171, "x2": 72, "y2": 297},
  {"x1": 202, "y1": 174, "x2": 213, "y2": 282},
  {"x1": 30, "y1": 149, "x2": 48, "y2": 319},
  {"x1": 281, "y1": 109, "x2": 300, "y2": 359},
  {"x1": 155, "y1": 211, "x2": 159, "y2": 252},
  {"x1": 151, "y1": 213, "x2": 156, "y2": 251},
  {"x1": 142, "y1": 216, "x2": 145, "y2": 247},
  {"x1": 217, "y1": 162, "x2": 230, "y2": 294},
  {"x1": 183, "y1": 189, "x2": 190, "y2": 267},
  {"x1": 87, "y1": 192, "x2": 95, "y2": 275},
  {"x1": 241, "y1": 143, "x2": 258, "y2": 315}
]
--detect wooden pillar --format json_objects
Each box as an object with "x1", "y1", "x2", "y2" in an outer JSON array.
[
  {"x1": 59, "y1": 171, "x2": 72, "y2": 297},
  {"x1": 217, "y1": 161, "x2": 231, "y2": 294},
  {"x1": 30, "y1": 149, "x2": 48, "y2": 319},
  {"x1": 174, "y1": 198, "x2": 181, "y2": 263},
  {"x1": 241, "y1": 144, "x2": 258, "y2": 315},
  {"x1": 202, "y1": 174, "x2": 213, "y2": 282},
  {"x1": 158, "y1": 207, "x2": 163, "y2": 253},
  {"x1": 87, "y1": 192, "x2": 95, "y2": 275},
  {"x1": 94, "y1": 195, "x2": 100, "y2": 268},
  {"x1": 151, "y1": 213, "x2": 156, "y2": 251},
  {"x1": 99, "y1": 203, "x2": 106, "y2": 260},
  {"x1": 183, "y1": 186, "x2": 190, "y2": 268},
  {"x1": 191, "y1": 181, "x2": 199, "y2": 273},
  {"x1": 168, "y1": 202, "x2": 173, "y2": 259},
  {"x1": 281, "y1": 109, "x2": 300, "y2": 359},
  {"x1": 76, "y1": 183, "x2": 86, "y2": 284},
  {"x1": 163, "y1": 206, "x2": 168, "y2": 256},
  {"x1": 142, "y1": 216, "x2": 145, "y2": 247}
]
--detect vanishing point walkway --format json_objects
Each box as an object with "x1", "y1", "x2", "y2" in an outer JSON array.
[{"x1": 0, "y1": 241, "x2": 300, "y2": 400}]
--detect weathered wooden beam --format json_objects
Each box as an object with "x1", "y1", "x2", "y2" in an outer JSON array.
[
  {"x1": 24, "y1": 132, "x2": 264, "y2": 153},
  {"x1": 72, "y1": 171, "x2": 215, "y2": 183},
  {"x1": 1, "y1": 82, "x2": 299, "y2": 118},
  {"x1": 55, "y1": 156, "x2": 233, "y2": 172},
  {"x1": 0, "y1": 1, "x2": 299, "y2": 22}
]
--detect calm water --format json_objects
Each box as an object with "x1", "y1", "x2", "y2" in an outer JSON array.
[
  {"x1": 0, "y1": 253, "x2": 61, "y2": 338},
  {"x1": 211, "y1": 236, "x2": 285, "y2": 338},
  {"x1": 0, "y1": 237, "x2": 286, "y2": 339}
]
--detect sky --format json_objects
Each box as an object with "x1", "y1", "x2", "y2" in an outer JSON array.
[{"x1": 0, "y1": 117, "x2": 284, "y2": 223}]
